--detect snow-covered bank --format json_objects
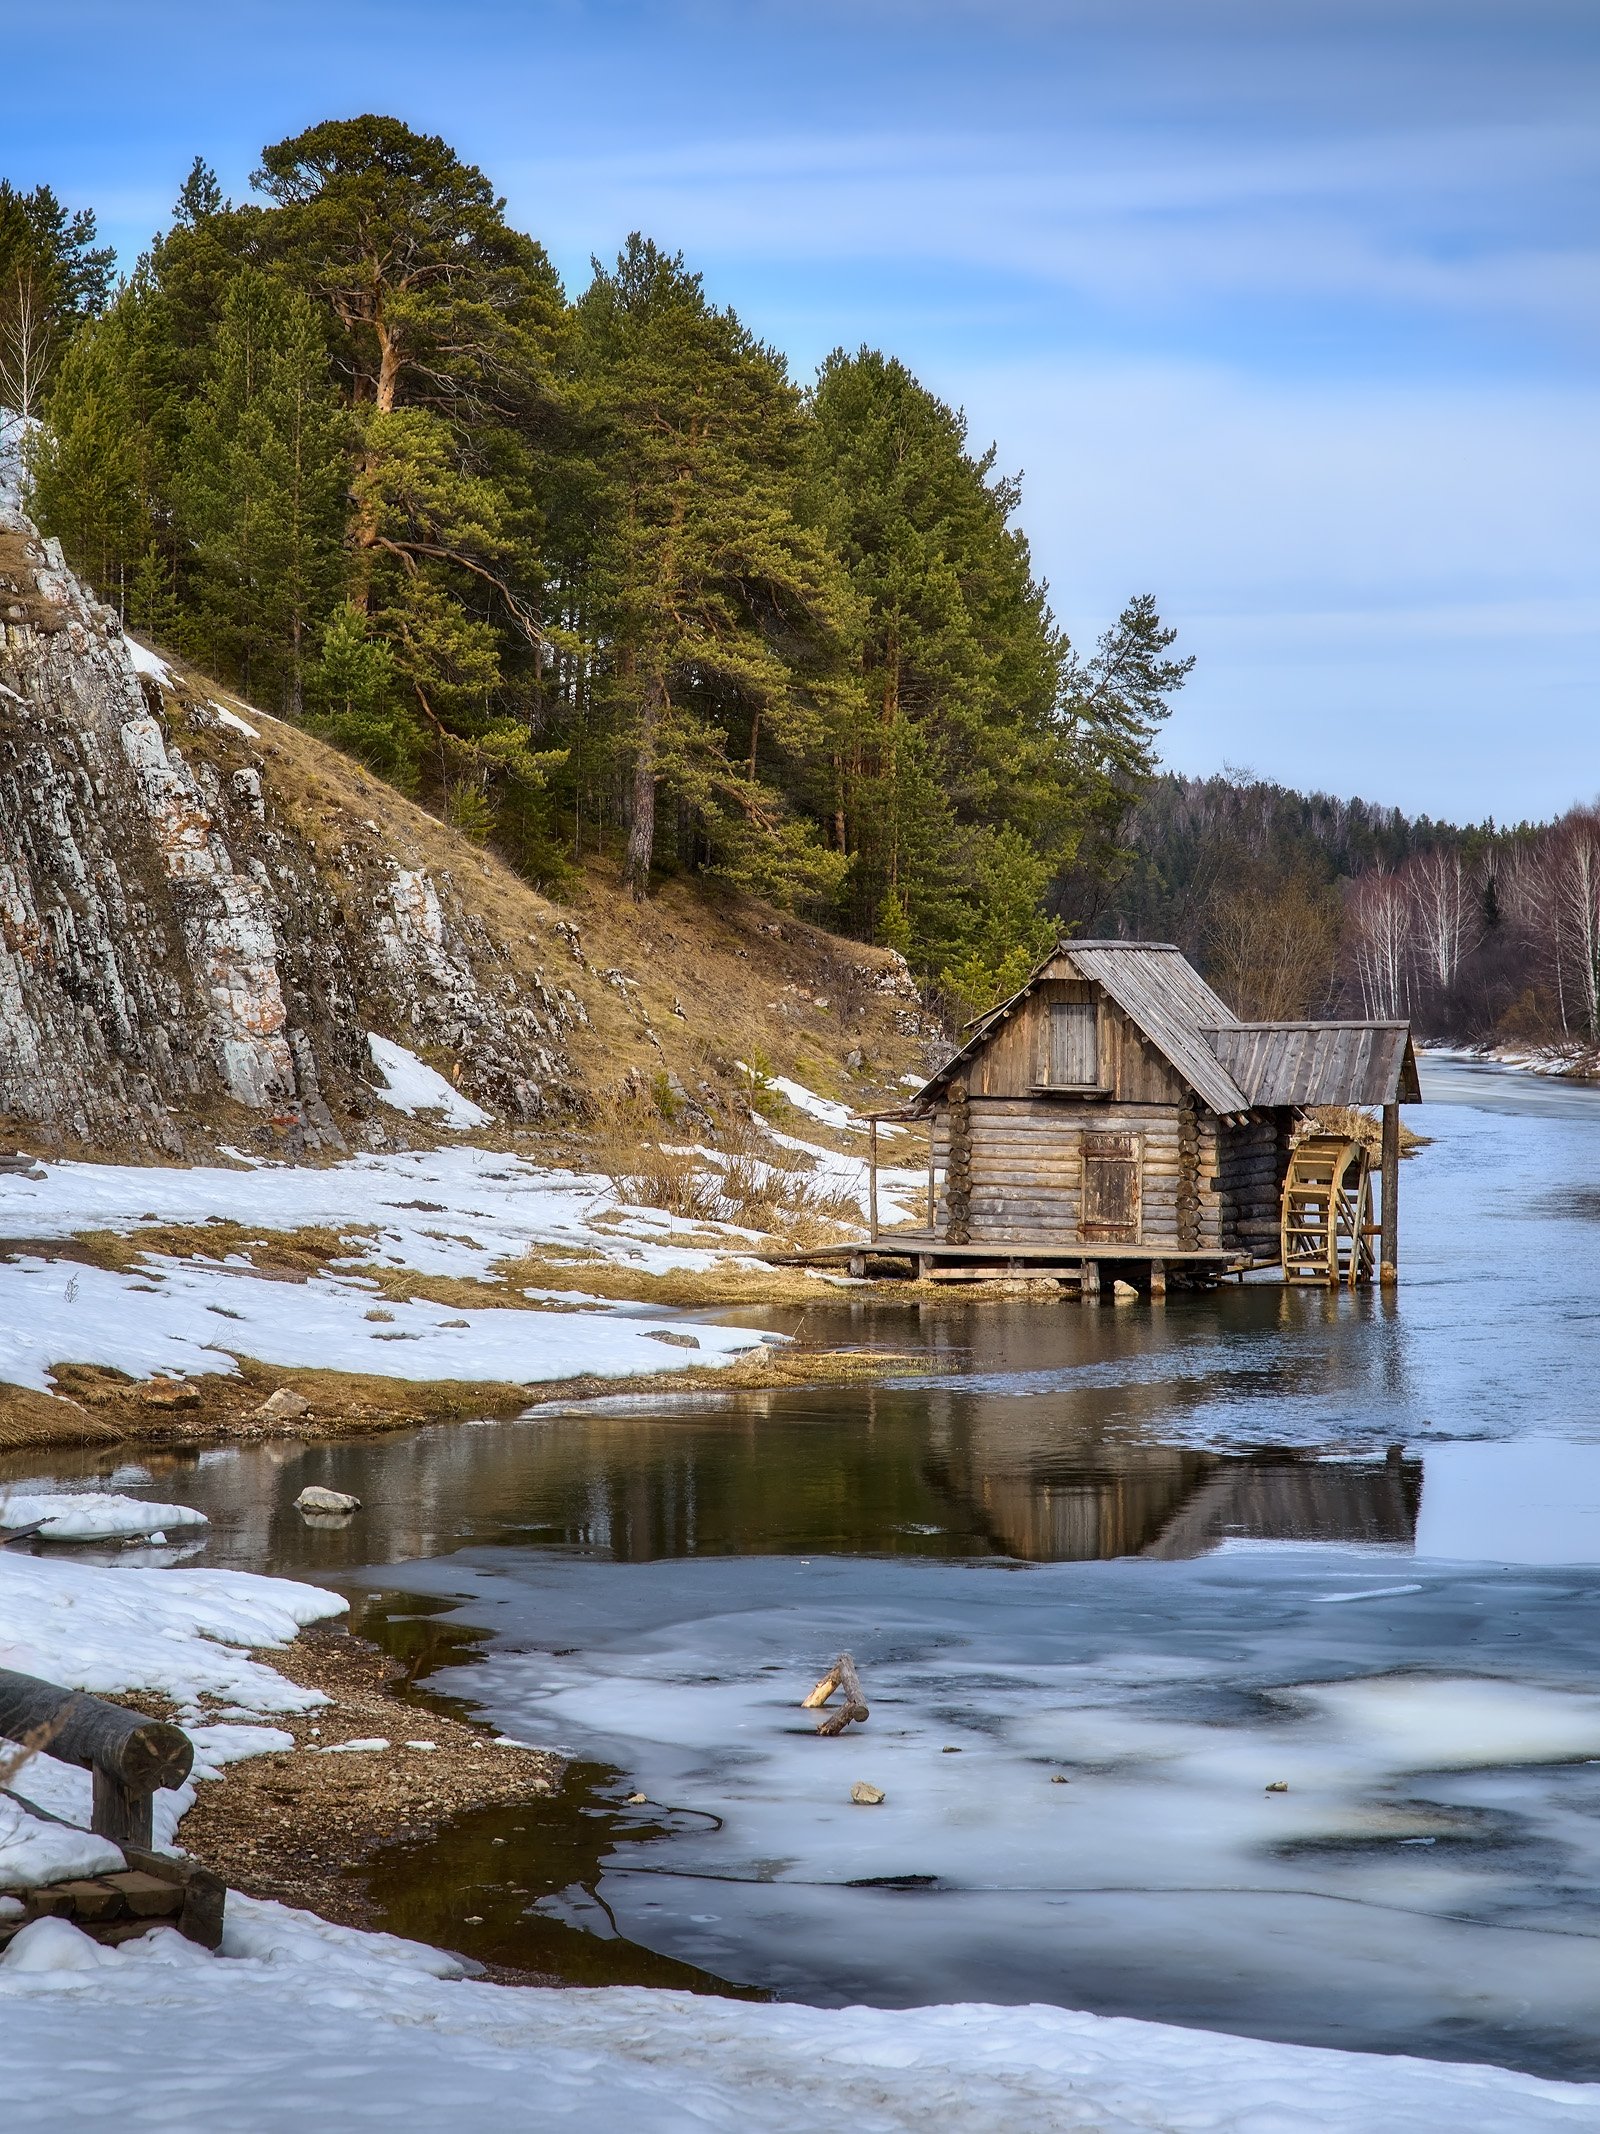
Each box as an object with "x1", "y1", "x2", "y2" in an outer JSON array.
[
  {"x1": 4, "y1": 1907, "x2": 1596, "y2": 2133},
  {"x1": 0, "y1": 1544, "x2": 340, "y2": 1892},
  {"x1": 0, "y1": 1492, "x2": 208, "y2": 1543},
  {"x1": 1422, "y1": 1041, "x2": 1600, "y2": 1081},
  {"x1": 0, "y1": 1144, "x2": 794, "y2": 1395}
]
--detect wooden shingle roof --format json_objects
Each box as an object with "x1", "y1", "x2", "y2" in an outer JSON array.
[
  {"x1": 910, "y1": 940, "x2": 1420, "y2": 1115},
  {"x1": 1064, "y1": 943, "x2": 1248, "y2": 1117},
  {"x1": 1202, "y1": 1022, "x2": 1421, "y2": 1106}
]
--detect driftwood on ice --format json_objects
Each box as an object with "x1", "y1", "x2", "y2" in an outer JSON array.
[{"x1": 802, "y1": 1653, "x2": 870, "y2": 1736}]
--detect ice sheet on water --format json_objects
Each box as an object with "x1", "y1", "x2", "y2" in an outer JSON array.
[{"x1": 370, "y1": 1544, "x2": 1600, "y2": 2072}]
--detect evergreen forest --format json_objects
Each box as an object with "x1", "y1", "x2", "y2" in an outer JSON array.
[
  {"x1": 0, "y1": 118, "x2": 1193, "y2": 1018},
  {"x1": 7, "y1": 118, "x2": 1592, "y2": 1053}
]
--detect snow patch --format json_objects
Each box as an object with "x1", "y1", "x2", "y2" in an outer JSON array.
[
  {"x1": 0, "y1": 1493, "x2": 208, "y2": 1544},
  {"x1": 0, "y1": 1146, "x2": 780, "y2": 1394},
  {"x1": 212, "y1": 702, "x2": 261, "y2": 740},
  {"x1": 125, "y1": 637, "x2": 172, "y2": 687},
  {"x1": 367, "y1": 1035, "x2": 492, "y2": 1129},
  {"x1": 0, "y1": 1912, "x2": 1592, "y2": 2130}
]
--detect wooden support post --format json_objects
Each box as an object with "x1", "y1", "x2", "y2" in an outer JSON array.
[
  {"x1": 92, "y1": 1767, "x2": 152, "y2": 1847},
  {"x1": 1149, "y1": 1258, "x2": 1167, "y2": 1302},
  {"x1": 1081, "y1": 1259, "x2": 1101, "y2": 1304},
  {"x1": 926, "y1": 1122, "x2": 936, "y2": 1235},
  {"x1": 868, "y1": 1117, "x2": 880, "y2": 1242},
  {"x1": 1380, "y1": 1103, "x2": 1400, "y2": 1284}
]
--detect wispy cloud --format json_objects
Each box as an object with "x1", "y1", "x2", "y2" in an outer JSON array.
[{"x1": 505, "y1": 120, "x2": 1600, "y2": 344}]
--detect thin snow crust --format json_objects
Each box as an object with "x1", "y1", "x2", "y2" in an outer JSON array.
[{"x1": 0, "y1": 1145, "x2": 783, "y2": 1394}]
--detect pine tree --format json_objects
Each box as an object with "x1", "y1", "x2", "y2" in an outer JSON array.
[
  {"x1": 306, "y1": 600, "x2": 419, "y2": 783},
  {"x1": 177, "y1": 269, "x2": 347, "y2": 710},
  {"x1": 802, "y1": 348, "x2": 1066, "y2": 988},
  {"x1": 29, "y1": 276, "x2": 167, "y2": 609},
  {"x1": 575, "y1": 237, "x2": 852, "y2": 902},
  {"x1": 0, "y1": 181, "x2": 115, "y2": 416},
  {"x1": 1057, "y1": 594, "x2": 1195, "y2": 897},
  {"x1": 247, "y1": 116, "x2": 566, "y2": 822}
]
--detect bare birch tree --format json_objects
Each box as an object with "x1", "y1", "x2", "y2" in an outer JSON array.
[
  {"x1": 1502, "y1": 839, "x2": 1571, "y2": 1037},
  {"x1": 1408, "y1": 847, "x2": 1480, "y2": 997},
  {"x1": 1548, "y1": 808, "x2": 1600, "y2": 1042},
  {"x1": 1347, "y1": 867, "x2": 1412, "y2": 1018},
  {"x1": 0, "y1": 267, "x2": 54, "y2": 422}
]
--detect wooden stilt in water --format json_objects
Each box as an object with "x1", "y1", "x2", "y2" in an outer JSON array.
[
  {"x1": 1149, "y1": 1258, "x2": 1167, "y2": 1301},
  {"x1": 1081, "y1": 1259, "x2": 1101, "y2": 1303},
  {"x1": 1380, "y1": 1102, "x2": 1400, "y2": 1284}
]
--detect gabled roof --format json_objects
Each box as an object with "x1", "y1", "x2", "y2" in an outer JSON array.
[
  {"x1": 911, "y1": 940, "x2": 1420, "y2": 1115},
  {"x1": 1067, "y1": 943, "x2": 1248, "y2": 1117},
  {"x1": 1202, "y1": 1022, "x2": 1421, "y2": 1106},
  {"x1": 913, "y1": 941, "x2": 1249, "y2": 1118}
]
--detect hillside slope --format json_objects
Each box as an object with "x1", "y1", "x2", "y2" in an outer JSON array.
[{"x1": 0, "y1": 502, "x2": 935, "y2": 1164}]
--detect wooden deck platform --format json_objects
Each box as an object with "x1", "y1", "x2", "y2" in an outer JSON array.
[{"x1": 766, "y1": 1234, "x2": 1264, "y2": 1288}]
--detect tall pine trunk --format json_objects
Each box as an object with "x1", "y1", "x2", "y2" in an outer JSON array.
[{"x1": 625, "y1": 674, "x2": 665, "y2": 900}]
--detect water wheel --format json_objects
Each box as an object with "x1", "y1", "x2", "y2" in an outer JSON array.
[{"x1": 1280, "y1": 1133, "x2": 1374, "y2": 1287}]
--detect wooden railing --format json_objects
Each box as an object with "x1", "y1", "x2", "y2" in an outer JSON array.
[
  {"x1": 0, "y1": 1666, "x2": 225, "y2": 1948},
  {"x1": 0, "y1": 1667, "x2": 194, "y2": 1846}
]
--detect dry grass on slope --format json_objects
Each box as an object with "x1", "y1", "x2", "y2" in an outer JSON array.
[{"x1": 158, "y1": 654, "x2": 937, "y2": 1144}]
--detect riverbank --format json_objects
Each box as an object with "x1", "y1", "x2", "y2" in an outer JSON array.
[
  {"x1": 0, "y1": 1111, "x2": 940, "y2": 1453},
  {"x1": 173, "y1": 1621, "x2": 561, "y2": 1966}
]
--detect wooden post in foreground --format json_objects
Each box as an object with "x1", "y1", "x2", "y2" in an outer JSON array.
[
  {"x1": 868, "y1": 1117, "x2": 880, "y2": 1241},
  {"x1": 1379, "y1": 1103, "x2": 1400, "y2": 1284}
]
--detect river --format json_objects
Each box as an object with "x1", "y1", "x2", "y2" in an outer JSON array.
[{"x1": 16, "y1": 1055, "x2": 1600, "y2": 2078}]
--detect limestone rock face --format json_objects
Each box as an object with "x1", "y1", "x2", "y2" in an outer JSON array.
[{"x1": 0, "y1": 506, "x2": 579, "y2": 1155}]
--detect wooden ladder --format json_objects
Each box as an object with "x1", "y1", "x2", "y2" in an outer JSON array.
[{"x1": 1280, "y1": 1133, "x2": 1374, "y2": 1287}]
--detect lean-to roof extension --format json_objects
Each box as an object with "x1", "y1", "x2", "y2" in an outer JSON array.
[{"x1": 1202, "y1": 1022, "x2": 1421, "y2": 1107}]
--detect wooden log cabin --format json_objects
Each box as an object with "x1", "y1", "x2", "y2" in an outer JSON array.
[{"x1": 824, "y1": 941, "x2": 1421, "y2": 1292}]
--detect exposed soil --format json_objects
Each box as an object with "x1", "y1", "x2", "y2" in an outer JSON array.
[
  {"x1": 176, "y1": 1623, "x2": 564, "y2": 1982},
  {"x1": 0, "y1": 1334, "x2": 942, "y2": 1454}
]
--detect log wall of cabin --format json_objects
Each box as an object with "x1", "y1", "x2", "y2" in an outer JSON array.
[
  {"x1": 1216, "y1": 1115, "x2": 1291, "y2": 1261},
  {"x1": 932, "y1": 1097, "x2": 1188, "y2": 1245}
]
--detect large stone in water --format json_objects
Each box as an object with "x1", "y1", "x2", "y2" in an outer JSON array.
[{"x1": 294, "y1": 1485, "x2": 360, "y2": 1516}]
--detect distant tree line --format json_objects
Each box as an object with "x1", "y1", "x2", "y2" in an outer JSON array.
[
  {"x1": 1072, "y1": 770, "x2": 1600, "y2": 1049},
  {"x1": 10, "y1": 117, "x2": 1192, "y2": 1017}
]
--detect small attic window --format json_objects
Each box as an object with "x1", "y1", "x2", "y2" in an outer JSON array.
[{"x1": 1039, "y1": 1001, "x2": 1100, "y2": 1088}]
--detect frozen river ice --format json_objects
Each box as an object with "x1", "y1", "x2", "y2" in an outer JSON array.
[{"x1": 14, "y1": 1055, "x2": 1600, "y2": 2078}]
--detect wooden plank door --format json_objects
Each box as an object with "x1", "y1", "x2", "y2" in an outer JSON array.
[{"x1": 1081, "y1": 1132, "x2": 1141, "y2": 1243}]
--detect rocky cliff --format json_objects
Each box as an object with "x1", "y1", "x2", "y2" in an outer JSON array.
[{"x1": 0, "y1": 503, "x2": 929, "y2": 1162}]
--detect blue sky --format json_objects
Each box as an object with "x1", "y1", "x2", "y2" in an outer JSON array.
[{"x1": 7, "y1": 0, "x2": 1597, "y2": 822}]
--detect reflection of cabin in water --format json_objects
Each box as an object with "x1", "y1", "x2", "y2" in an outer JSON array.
[
  {"x1": 806, "y1": 941, "x2": 1421, "y2": 1292},
  {"x1": 948, "y1": 1447, "x2": 1423, "y2": 1563}
]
